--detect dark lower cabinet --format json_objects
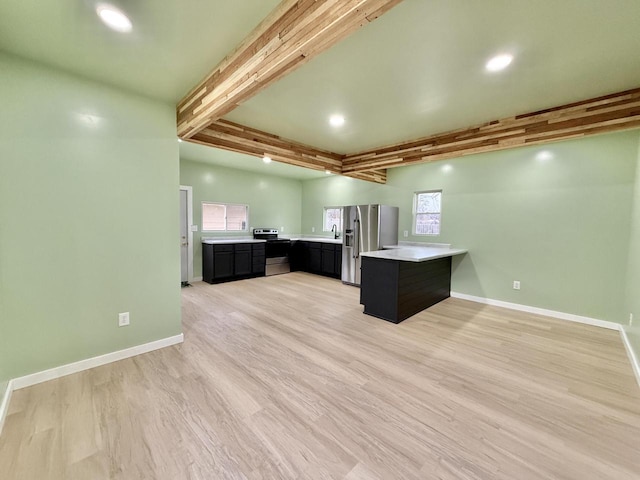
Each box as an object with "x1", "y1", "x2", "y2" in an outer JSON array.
[
  {"x1": 203, "y1": 242, "x2": 266, "y2": 284},
  {"x1": 360, "y1": 255, "x2": 452, "y2": 324},
  {"x1": 291, "y1": 240, "x2": 342, "y2": 279},
  {"x1": 234, "y1": 244, "x2": 251, "y2": 276},
  {"x1": 213, "y1": 245, "x2": 234, "y2": 280},
  {"x1": 321, "y1": 244, "x2": 335, "y2": 275},
  {"x1": 309, "y1": 243, "x2": 322, "y2": 273},
  {"x1": 252, "y1": 243, "x2": 265, "y2": 275},
  {"x1": 289, "y1": 241, "x2": 306, "y2": 271}
]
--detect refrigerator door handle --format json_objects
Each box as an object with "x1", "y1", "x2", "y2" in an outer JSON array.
[{"x1": 354, "y1": 218, "x2": 360, "y2": 258}]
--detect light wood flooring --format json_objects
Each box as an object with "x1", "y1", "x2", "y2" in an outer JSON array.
[{"x1": 1, "y1": 272, "x2": 639, "y2": 479}]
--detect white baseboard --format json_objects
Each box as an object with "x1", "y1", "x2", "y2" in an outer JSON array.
[
  {"x1": 620, "y1": 328, "x2": 640, "y2": 388},
  {"x1": 450, "y1": 292, "x2": 640, "y2": 389},
  {"x1": 0, "y1": 379, "x2": 14, "y2": 437},
  {"x1": 11, "y1": 334, "x2": 184, "y2": 391},
  {"x1": 192, "y1": 276, "x2": 203, "y2": 282},
  {"x1": 0, "y1": 334, "x2": 184, "y2": 437},
  {"x1": 450, "y1": 291, "x2": 620, "y2": 330}
]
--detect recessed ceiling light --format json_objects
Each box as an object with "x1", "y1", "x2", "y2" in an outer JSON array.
[
  {"x1": 329, "y1": 115, "x2": 345, "y2": 127},
  {"x1": 97, "y1": 4, "x2": 132, "y2": 33},
  {"x1": 535, "y1": 150, "x2": 553, "y2": 162},
  {"x1": 485, "y1": 54, "x2": 513, "y2": 72},
  {"x1": 178, "y1": 138, "x2": 183, "y2": 143},
  {"x1": 262, "y1": 156, "x2": 272, "y2": 164},
  {"x1": 325, "y1": 170, "x2": 332, "y2": 175}
]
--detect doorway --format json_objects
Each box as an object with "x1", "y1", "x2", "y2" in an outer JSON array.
[{"x1": 179, "y1": 185, "x2": 193, "y2": 287}]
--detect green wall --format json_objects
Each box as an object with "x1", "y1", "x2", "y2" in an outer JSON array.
[
  {"x1": 302, "y1": 130, "x2": 640, "y2": 324},
  {"x1": 0, "y1": 53, "x2": 182, "y2": 407},
  {"x1": 624, "y1": 135, "x2": 640, "y2": 361},
  {"x1": 180, "y1": 159, "x2": 302, "y2": 278}
]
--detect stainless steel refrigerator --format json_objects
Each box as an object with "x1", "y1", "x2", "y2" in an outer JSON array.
[{"x1": 341, "y1": 205, "x2": 399, "y2": 286}]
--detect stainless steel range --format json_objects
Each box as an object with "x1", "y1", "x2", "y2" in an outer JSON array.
[{"x1": 253, "y1": 228, "x2": 291, "y2": 276}]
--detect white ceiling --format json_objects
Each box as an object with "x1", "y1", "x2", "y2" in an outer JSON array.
[
  {"x1": 0, "y1": 0, "x2": 279, "y2": 103},
  {"x1": 225, "y1": 0, "x2": 640, "y2": 153},
  {"x1": 1, "y1": 0, "x2": 639, "y2": 163}
]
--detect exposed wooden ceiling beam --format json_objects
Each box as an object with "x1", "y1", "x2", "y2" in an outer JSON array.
[
  {"x1": 177, "y1": 0, "x2": 403, "y2": 139},
  {"x1": 342, "y1": 88, "x2": 640, "y2": 174},
  {"x1": 190, "y1": 119, "x2": 345, "y2": 174},
  {"x1": 187, "y1": 88, "x2": 640, "y2": 185},
  {"x1": 343, "y1": 170, "x2": 387, "y2": 184}
]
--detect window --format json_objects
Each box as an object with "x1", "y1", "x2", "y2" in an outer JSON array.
[
  {"x1": 413, "y1": 191, "x2": 442, "y2": 235},
  {"x1": 323, "y1": 207, "x2": 343, "y2": 232},
  {"x1": 202, "y1": 202, "x2": 248, "y2": 232}
]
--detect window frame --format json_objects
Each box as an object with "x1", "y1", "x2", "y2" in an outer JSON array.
[
  {"x1": 323, "y1": 206, "x2": 343, "y2": 233},
  {"x1": 412, "y1": 190, "x2": 442, "y2": 236},
  {"x1": 201, "y1": 201, "x2": 250, "y2": 233}
]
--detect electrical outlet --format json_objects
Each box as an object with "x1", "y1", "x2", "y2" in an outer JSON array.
[
  {"x1": 630, "y1": 313, "x2": 634, "y2": 326},
  {"x1": 118, "y1": 312, "x2": 130, "y2": 327},
  {"x1": 403, "y1": 230, "x2": 409, "y2": 237},
  {"x1": 190, "y1": 225, "x2": 198, "y2": 232},
  {"x1": 311, "y1": 227, "x2": 315, "y2": 233},
  {"x1": 513, "y1": 281, "x2": 521, "y2": 290},
  {"x1": 280, "y1": 226, "x2": 284, "y2": 232}
]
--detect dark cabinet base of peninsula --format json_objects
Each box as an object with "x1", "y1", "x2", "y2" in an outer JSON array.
[
  {"x1": 203, "y1": 243, "x2": 265, "y2": 284},
  {"x1": 360, "y1": 255, "x2": 451, "y2": 324}
]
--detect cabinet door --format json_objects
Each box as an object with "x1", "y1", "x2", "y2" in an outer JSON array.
[
  {"x1": 289, "y1": 241, "x2": 303, "y2": 271},
  {"x1": 334, "y1": 245, "x2": 342, "y2": 278},
  {"x1": 213, "y1": 245, "x2": 234, "y2": 279},
  {"x1": 309, "y1": 244, "x2": 322, "y2": 272},
  {"x1": 252, "y1": 244, "x2": 265, "y2": 274},
  {"x1": 202, "y1": 244, "x2": 215, "y2": 283},
  {"x1": 321, "y1": 245, "x2": 335, "y2": 275},
  {"x1": 234, "y1": 249, "x2": 251, "y2": 276}
]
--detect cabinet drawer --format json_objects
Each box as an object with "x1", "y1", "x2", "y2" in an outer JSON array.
[
  {"x1": 235, "y1": 244, "x2": 251, "y2": 252},
  {"x1": 213, "y1": 245, "x2": 233, "y2": 253},
  {"x1": 321, "y1": 243, "x2": 335, "y2": 251},
  {"x1": 308, "y1": 242, "x2": 321, "y2": 249}
]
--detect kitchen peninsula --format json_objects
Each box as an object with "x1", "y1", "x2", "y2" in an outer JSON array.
[{"x1": 359, "y1": 245, "x2": 467, "y2": 323}]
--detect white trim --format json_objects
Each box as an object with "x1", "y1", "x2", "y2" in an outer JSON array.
[
  {"x1": 0, "y1": 379, "x2": 14, "y2": 437},
  {"x1": 620, "y1": 328, "x2": 640, "y2": 388},
  {"x1": 450, "y1": 291, "x2": 620, "y2": 330},
  {"x1": 449, "y1": 292, "x2": 640, "y2": 389},
  {"x1": 192, "y1": 276, "x2": 203, "y2": 282},
  {"x1": 11, "y1": 334, "x2": 184, "y2": 391},
  {"x1": 180, "y1": 185, "x2": 194, "y2": 282}
]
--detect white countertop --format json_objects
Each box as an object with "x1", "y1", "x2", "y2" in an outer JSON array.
[
  {"x1": 201, "y1": 235, "x2": 342, "y2": 245},
  {"x1": 202, "y1": 238, "x2": 266, "y2": 244},
  {"x1": 360, "y1": 246, "x2": 467, "y2": 262},
  {"x1": 285, "y1": 236, "x2": 343, "y2": 244}
]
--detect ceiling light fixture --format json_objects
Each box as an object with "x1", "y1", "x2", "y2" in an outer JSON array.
[
  {"x1": 535, "y1": 150, "x2": 553, "y2": 162},
  {"x1": 485, "y1": 53, "x2": 513, "y2": 72},
  {"x1": 178, "y1": 139, "x2": 183, "y2": 143},
  {"x1": 329, "y1": 114, "x2": 345, "y2": 127},
  {"x1": 96, "y1": 4, "x2": 133, "y2": 33},
  {"x1": 325, "y1": 170, "x2": 332, "y2": 175},
  {"x1": 262, "y1": 156, "x2": 272, "y2": 164}
]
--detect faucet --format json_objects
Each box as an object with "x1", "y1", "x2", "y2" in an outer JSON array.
[{"x1": 331, "y1": 224, "x2": 340, "y2": 239}]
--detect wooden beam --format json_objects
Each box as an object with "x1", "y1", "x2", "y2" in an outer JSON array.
[
  {"x1": 177, "y1": 0, "x2": 403, "y2": 139},
  {"x1": 343, "y1": 170, "x2": 387, "y2": 184},
  {"x1": 342, "y1": 88, "x2": 640, "y2": 173},
  {"x1": 190, "y1": 119, "x2": 345, "y2": 174}
]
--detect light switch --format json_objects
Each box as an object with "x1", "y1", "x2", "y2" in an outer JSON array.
[{"x1": 190, "y1": 225, "x2": 198, "y2": 232}]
